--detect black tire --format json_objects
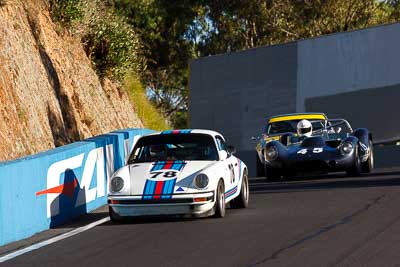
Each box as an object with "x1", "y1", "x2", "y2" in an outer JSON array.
[
  {"x1": 265, "y1": 165, "x2": 281, "y2": 182},
  {"x1": 109, "y1": 206, "x2": 123, "y2": 223},
  {"x1": 231, "y1": 172, "x2": 249, "y2": 209},
  {"x1": 346, "y1": 144, "x2": 362, "y2": 177},
  {"x1": 214, "y1": 180, "x2": 226, "y2": 218},
  {"x1": 256, "y1": 153, "x2": 265, "y2": 177},
  {"x1": 361, "y1": 139, "x2": 374, "y2": 173}
]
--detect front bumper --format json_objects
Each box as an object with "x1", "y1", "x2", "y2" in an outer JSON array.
[
  {"x1": 267, "y1": 152, "x2": 355, "y2": 173},
  {"x1": 108, "y1": 191, "x2": 215, "y2": 218}
]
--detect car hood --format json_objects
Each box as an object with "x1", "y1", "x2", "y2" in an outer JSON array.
[{"x1": 128, "y1": 160, "x2": 216, "y2": 195}]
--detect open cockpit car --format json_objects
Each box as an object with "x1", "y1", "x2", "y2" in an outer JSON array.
[
  {"x1": 260, "y1": 118, "x2": 374, "y2": 181},
  {"x1": 255, "y1": 113, "x2": 328, "y2": 176},
  {"x1": 108, "y1": 129, "x2": 249, "y2": 221}
]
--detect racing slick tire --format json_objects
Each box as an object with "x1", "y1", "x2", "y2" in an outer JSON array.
[
  {"x1": 109, "y1": 206, "x2": 123, "y2": 223},
  {"x1": 361, "y1": 139, "x2": 374, "y2": 173},
  {"x1": 346, "y1": 145, "x2": 362, "y2": 177},
  {"x1": 231, "y1": 171, "x2": 249, "y2": 209},
  {"x1": 256, "y1": 153, "x2": 265, "y2": 177},
  {"x1": 214, "y1": 180, "x2": 226, "y2": 218},
  {"x1": 265, "y1": 165, "x2": 281, "y2": 182}
]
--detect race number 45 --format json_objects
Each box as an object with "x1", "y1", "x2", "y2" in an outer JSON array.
[{"x1": 297, "y1": 148, "x2": 323, "y2": 154}]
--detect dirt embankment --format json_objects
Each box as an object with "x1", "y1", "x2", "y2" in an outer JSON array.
[{"x1": 0, "y1": 0, "x2": 143, "y2": 161}]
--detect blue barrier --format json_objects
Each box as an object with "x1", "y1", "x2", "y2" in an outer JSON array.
[{"x1": 0, "y1": 128, "x2": 154, "y2": 246}]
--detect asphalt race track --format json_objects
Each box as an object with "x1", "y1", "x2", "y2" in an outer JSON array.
[{"x1": 2, "y1": 169, "x2": 400, "y2": 267}]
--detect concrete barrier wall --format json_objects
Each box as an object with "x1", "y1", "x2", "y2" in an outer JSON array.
[
  {"x1": 297, "y1": 23, "x2": 400, "y2": 112},
  {"x1": 0, "y1": 128, "x2": 153, "y2": 246},
  {"x1": 305, "y1": 84, "x2": 400, "y2": 143},
  {"x1": 190, "y1": 43, "x2": 297, "y2": 176}
]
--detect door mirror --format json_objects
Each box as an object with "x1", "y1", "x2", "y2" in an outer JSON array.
[
  {"x1": 227, "y1": 145, "x2": 236, "y2": 154},
  {"x1": 251, "y1": 136, "x2": 260, "y2": 141},
  {"x1": 219, "y1": 150, "x2": 228, "y2": 160}
]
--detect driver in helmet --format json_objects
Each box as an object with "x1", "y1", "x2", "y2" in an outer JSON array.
[{"x1": 297, "y1": 119, "x2": 313, "y2": 138}]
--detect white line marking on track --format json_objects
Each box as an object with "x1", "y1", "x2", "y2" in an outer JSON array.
[{"x1": 0, "y1": 216, "x2": 110, "y2": 263}]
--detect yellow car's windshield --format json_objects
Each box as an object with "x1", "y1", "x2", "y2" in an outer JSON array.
[{"x1": 266, "y1": 120, "x2": 325, "y2": 135}]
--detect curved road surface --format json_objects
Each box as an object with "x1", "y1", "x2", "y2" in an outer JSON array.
[{"x1": 2, "y1": 169, "x2": 400, "y2": 267}]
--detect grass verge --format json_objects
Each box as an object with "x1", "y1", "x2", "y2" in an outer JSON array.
[{"x1": 125, "y1": 74, "x2": 170, "y2": 131}]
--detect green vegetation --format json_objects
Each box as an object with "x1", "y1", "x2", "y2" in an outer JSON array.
[
  {"x1": 49, "y1": 0, "x2": 169, "y2": 129},
  {"x1": 49, "y1": 0, "x2": 85, "y2": 27},
  {"x1": 125, "y1": 74, "x2": 169, "y2": 131},
  {"x1": 49, "y1": 0, "x2": 400, "y2": 129},
  {"x1": 81, "y1": 9, "x2": 142, "y2": 80},
  {"x1": 49, "y1": 0, "x2": 143, "y2": 81}
]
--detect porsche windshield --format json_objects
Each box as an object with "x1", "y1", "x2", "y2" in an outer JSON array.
[
  {"x1": 128, "y1": 134, "x2": 219, "y2": 163},
  {"x1": 266, "y1": 120, "x2": 325, "y2": 135}
]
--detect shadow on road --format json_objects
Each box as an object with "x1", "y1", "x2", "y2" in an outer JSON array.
[
  {"x1": 250, "y1": 170, "x2": 400, "y2": 195},
  {"x1": 102, "y1": 215, "x2": 211, "y2": 226}
]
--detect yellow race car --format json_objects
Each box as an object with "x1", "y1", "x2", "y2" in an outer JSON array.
[{"x1": 255, "y1": 113, "x2": 328, "y2": 176}]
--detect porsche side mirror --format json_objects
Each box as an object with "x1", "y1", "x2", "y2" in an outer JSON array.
[
  {"x1": 227, "y1": 145, "x2": 236, "y2": 154},
  {"x1": 219, "y1": 150, "x2": 228, "y2": 161}
]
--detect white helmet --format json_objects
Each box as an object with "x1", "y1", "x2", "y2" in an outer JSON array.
[{"x1": 297, "y1": 119, "x2": 312, "y2": 137}]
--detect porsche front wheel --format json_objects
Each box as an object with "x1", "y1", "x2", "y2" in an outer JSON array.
[{"x1": 214, "y1": 180, "x2": 226, "y2": 218}]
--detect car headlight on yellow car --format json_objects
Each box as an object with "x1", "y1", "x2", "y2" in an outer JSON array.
[
  {"x1": 265, "y1": 146, "x2": 278, "y2": 161},
  {"x1": 194, "y1": 174, "x2": 209, "y2": 189}
]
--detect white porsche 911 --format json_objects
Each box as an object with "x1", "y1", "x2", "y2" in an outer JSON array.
[{"x1": 108, "y1": 129, "x2": 249, "y2": 221}]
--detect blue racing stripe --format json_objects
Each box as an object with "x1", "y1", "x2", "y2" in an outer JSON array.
[
  {"x1": 144, "y1": 180, "x2": 152, "y2": 200},
  {"x1": 142, "y1": 180, "x2": 150, "y2": 200},
  {"x1": 161, "y1": 179, "x2": 171, "y2": 198},
  {"x1": 171, "y1": 162, "x2": 180, "y2": 171},
  {"x1": 161, "y1": 181, "x2": 169, "y2": 199},
  {"x1": 169, "y1": 179, "x2": 176, "y2": 194},
  {"x1": 167, "y1": 179, "x2": 176, "y2": 199},
  {"x1": 146, "y1": 180, "x2": 156, "y2": 199},
  {"x1": 154, "y1": 162, "x2": 165, "y2": 171}
]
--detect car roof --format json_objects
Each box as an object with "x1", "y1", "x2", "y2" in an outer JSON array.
[
  {"x1": 146, "y1": 129, "x2": 224, "y2": 138},
  {"x1": 268, "y1": 113, "x2": 327, "y2": 123}
]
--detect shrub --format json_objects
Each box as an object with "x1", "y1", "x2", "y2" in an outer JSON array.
[
  {"x1": 49, "y1": 0, "x2": 85, "y2": 27},
  {"x1": 49, "y1": 0, "x2": 144, "y2": 81},
  {"x1": 82, "y1": 10, "x2": 143, "y2": 80},
  {"x1": 125, "y1": 74, "x2": 170, "y2": 131}
]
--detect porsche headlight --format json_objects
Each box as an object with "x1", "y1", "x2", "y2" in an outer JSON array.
[
  {"x1": 341, "y1": 142, "x2": 354, "y2": 155},
  {"x1": 110, "y1": 176, "x2": 124, "y2": 192},
  {"x1": 194, "y1": 174, "x2": 209, "y2": 189},
  {"x1": 265, "y1": 146, "x2": 278, "y2": 161}
]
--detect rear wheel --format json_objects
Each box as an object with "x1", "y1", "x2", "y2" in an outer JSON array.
[
  {"x1": 231, "y1": 172, "x2": 249, "y2": 209},
  {"x1": 361, "y1": 139, "x2": 374, "y2": 173},
  {"x1": 346, "y1": 145, "x2": 362, "y2": 177},
  {"x1": 214, "y1": 180, "x2": 226, "y2": 218}
]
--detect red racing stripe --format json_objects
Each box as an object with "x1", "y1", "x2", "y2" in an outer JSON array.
[
  {"x1": 172, "y1": 130, "x2": 180, "y2": 134},
  {"x1": 153, "y1": 181, "x2": 165, "y2": 199},
  {"x1": 164, "y1": 161, "x2": 173, "y2": 169}
]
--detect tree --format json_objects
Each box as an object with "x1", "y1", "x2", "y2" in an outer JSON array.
[
  {"x1": 114, "y1": 0, "x2": 399, "y2": 128},
  {"x1": 197, "y1": 0, "x2": 395, "y2": 56},
  {"x1": 113, "y1": 0, "x2": 203, "y2": 128}
]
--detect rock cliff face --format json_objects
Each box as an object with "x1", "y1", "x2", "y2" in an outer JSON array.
[{"x1": 0, "y1": 0, "x2": 143, "y2": 161}]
